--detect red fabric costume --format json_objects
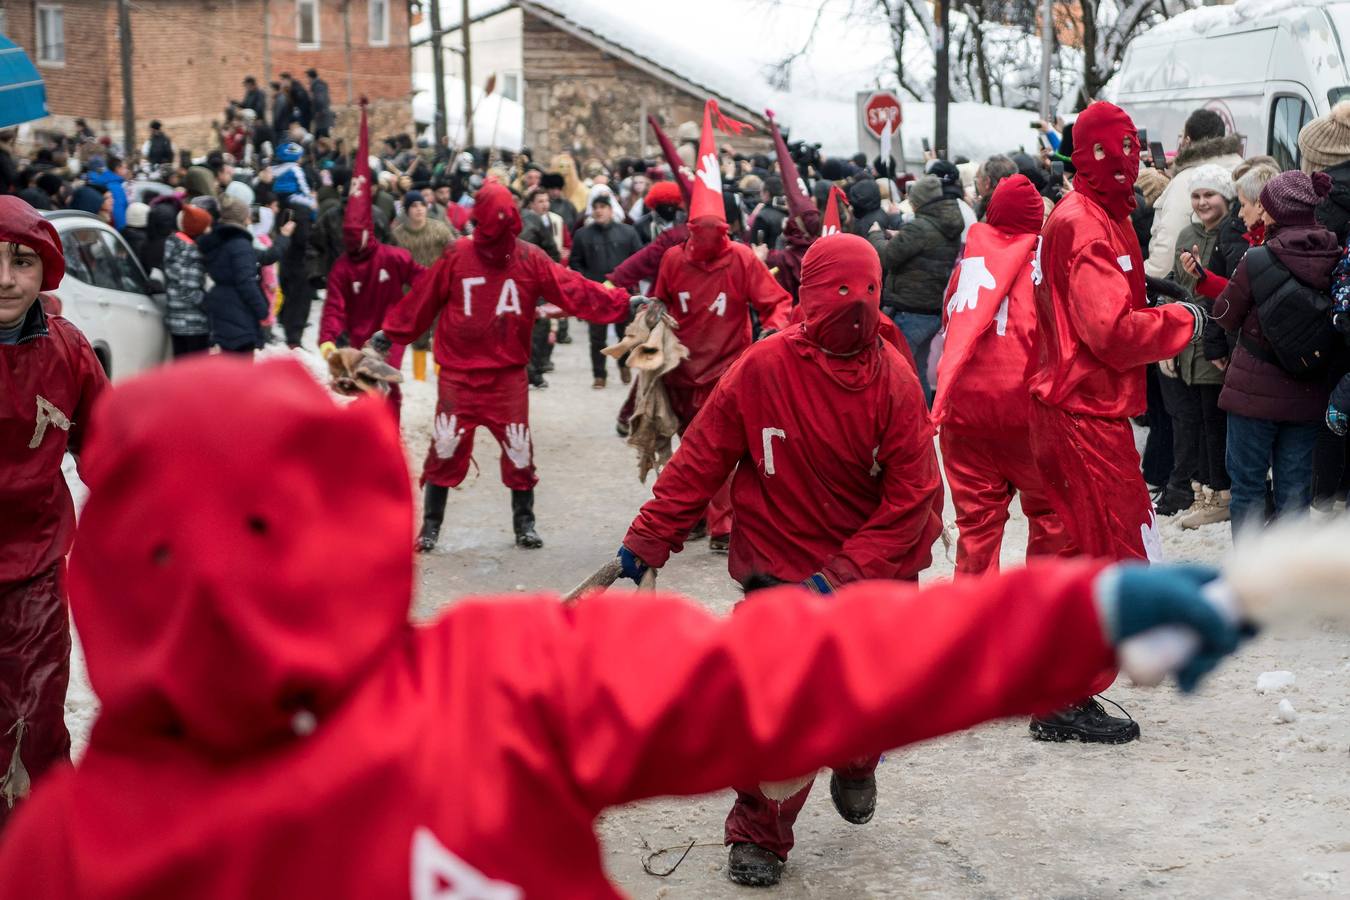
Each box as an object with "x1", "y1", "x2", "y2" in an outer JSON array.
[
  {"x1": 934, "y1": 175, "x2": 1063, "y2": 575},
  {"x1": 0, "y1": 355, "x2": 1119, "y2": 899},
  {"x1": 763, "y1": 110, "x2": 822, "y2": 302},
  {"x1": 382, "y1": 182, "x2": 629, "y2": 488},
  {"x1": 1029, "y1": 102, "x2": 1197, "y2": 566},
  {"x1": 0, "y1": 196, "x2": 109, "y2": 830}
]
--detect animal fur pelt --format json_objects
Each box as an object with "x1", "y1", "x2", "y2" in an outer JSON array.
[{"x1": 604, "y1": 300, "x2": 689, "y2": 482}]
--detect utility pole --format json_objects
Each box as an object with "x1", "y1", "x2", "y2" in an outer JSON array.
[
  {"x1": 462, "y1": 0, "x2": 475, "y2": 146},
  {"x1": 1039, "y1": 0, "x2": 1054, "y2": 125},
  {"x1": 262, "y1": 0, "x2": 272, "y2": 83},
  {"x1": 430, "y1": 0, "x2": 448, "y2": 146},
  {"x1": 933, "y1": 0, "x2": 949, "y2": 159},
  {"x1": 342, "y1": 0, "x2": 355, "y2": 104},
  {"x1": 117, "y1": 0, "x2": 136, "y2": 157}
]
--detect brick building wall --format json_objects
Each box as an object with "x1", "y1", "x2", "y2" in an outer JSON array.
[{"x1": 520, "y1": 11, "x2": 770, "y2": 164}]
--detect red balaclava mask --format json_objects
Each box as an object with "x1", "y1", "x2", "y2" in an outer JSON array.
[
  {"x1": 686, "y1": 216, "x2": 729, "y2": 263},
  {"x1": 0, "y1": 194, "x2": 65, "y2": 291},
  {"x1": 799, "y1": 233, "x2": 881, "y2": 358},
  {"x1": 1070, "y1": 101, "x2": 1141, "y2": 219},
  {"x1": 471, "y1": 181, "x2": 523, "y2": 268},
  {"x1": 984, "y1": 173, "x2": 1045, "y2": 235}
]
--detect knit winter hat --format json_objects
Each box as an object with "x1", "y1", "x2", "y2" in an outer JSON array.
[
  {"x1": 646, "y1": 180, "x2": 683, "y2": 208},
  {"x1": 1259, "y1": 170, "x2": 1333, "y2": 227},
  {"x1": 125, "y1": 202, "x2": 150, "y2": 229},
  {"x1": 1298, "y1": 100, "x2": 1350, "y2": 173},
  {"x1": 1188, "y1": 163, "x2": 1236, "y2": 201},
  {"x1": 1135, "y1": 166, "x2": 1169, "y2": 207},
  {"x1": 402, "y1": 189, "x2": 426, "y2": 208},
  {"x1": 218, "y1": 195, "x2": 251, "y2": 229},
  {"x1": 908, "y1": 174, "x2": 944, "y2": 209},
  {"x1": 178, "y1": 205, "x2": 211, "y2": 238}
]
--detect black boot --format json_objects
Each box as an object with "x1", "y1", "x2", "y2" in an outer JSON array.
[
  {"x1": 1030, "y1": 696, "x2": 1140, "y2": 744},
  {"x1": 416, "y1": 484, "x2": 449, "y2": 553},
  {"x1": 727, "y1": 842, "x2": 784, "y2": 887},
  {"x1": 1154, "y1": 483, "x2": 1196, "y2": 516},
  {"x1": 511, "y1": 489, "x2": 544, "y2": 549},
  {"x1": 829, "y1": 771, "x2": 877, "y2": 824}
]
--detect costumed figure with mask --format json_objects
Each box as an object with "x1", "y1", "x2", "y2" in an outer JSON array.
[
  {"x1": 761, "y1": 110, "x2": 822, "y2": 303},
  {"x1": 1027, "y1": 101, "x2": 1204, "y2": 743}
]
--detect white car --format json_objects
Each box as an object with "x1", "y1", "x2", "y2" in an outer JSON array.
[{"x1": 42, "y1": 210, "x2": 172, "y2": 379}]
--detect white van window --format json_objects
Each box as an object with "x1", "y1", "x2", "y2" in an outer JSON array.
[{"x1": 1269, "y1": 96, "x2": 1312, "y2": 172}]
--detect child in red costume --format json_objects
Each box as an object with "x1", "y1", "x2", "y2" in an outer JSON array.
[
  {"x1": 0, "y1": 355, "x2": 1241, "y2": 897},
  {"x1": 620, "y1": 234, "x2": 944, "y2": 883},
  {"x1": 1027, "y1": 101, "x2": 1204, "y2": 742},
  {"x1": 935, "y1": 175, "x2": 1064, "y2": 575},
  {"x1": 0, "y1": 196, "x2": 109, "y2": 830},
  {"x1": 376, "y1": 181, "x2": 632, "y2": 551}
]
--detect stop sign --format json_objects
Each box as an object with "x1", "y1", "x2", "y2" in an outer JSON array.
[{"x1": 863, "y1": 92, "x2": 902, "y2": 140}]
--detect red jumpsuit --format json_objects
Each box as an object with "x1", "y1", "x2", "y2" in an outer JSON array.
[
  {"x1": 934, "y1": 175, "x2": 1064, "y2": 575},
  {"x1": 0, "y1": 205, "x2": 109, "y2": 830},
  {"x1": 0, "y1": 352, "x2": 1119, "y2": 900},
  {"x1": 381, "y1": 183, "x2": 629, "y2": 489},
  {"x1": 651, "y1": 230, "x2": 791, "y2": 536},
  {"x1": 626, "y1": 234, "x2": 943, "y2": 860}
]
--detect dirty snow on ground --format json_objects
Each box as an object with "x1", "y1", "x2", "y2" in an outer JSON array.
[{"x1": 65, "y1": 330, "x2": 1349, "y2": 897}]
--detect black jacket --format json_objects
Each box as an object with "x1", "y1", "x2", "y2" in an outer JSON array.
[
  {"x1": 570, "y1": 221, "x2": 642, "y2": 283},
  {"x1": 1316, "y1": 160, "x2": 1350, "y2": 244},
  {"x1": 239, "y1": 87, "x2": 267, "y2": 121},
  {"x1": 310, "y1": 199, "x2": 390, "y2": 283},
  {"x1": 867, "y1": 198, "x2": 965, "y2": 315},
  {"x1": 1203, "y1": 208, "x2": 1251, "y2": 361},
  {"x1": 847, "y1": 179, "x2": 892, "y2": 237},
  {"x1": 199, "y1": 224, "x2": 269, "y2": 350},
  {"x1": 519, "y1": 211, "x2": 560, "y2": 261},
  {"x1": 749, "y1": 205, "x2": 785, "y2": 248}
]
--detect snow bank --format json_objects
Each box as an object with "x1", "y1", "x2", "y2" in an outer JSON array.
[
  {"x1": 1148, "y1": 0, "x2": 1338, "y2": 38},
  {"x1": 411, "y1": 72, "x2": 524, "y2": 149}
]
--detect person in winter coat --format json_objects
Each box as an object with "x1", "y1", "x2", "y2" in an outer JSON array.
[
  {"x1": 163, "y1": 205, "x2": 213, "y2": 357},
  {"x1": 846, "y1": 177, "x2": 891, "y2": 237},
  {"x1": 746, "y1": 176, "x2": 786, "y2": 248},
  {"x1": 139, "y1": 199, "x2": 180, "y2": 279},
  {"x1": 0, "y1": 353, "x2": 1243, "y2": 898},
  {"x1": 1212, "y1": 170, "x2": 1341, "y2": 534},
  {"x1": 141, "y1": 120, "x2": 175, "y2": 166},
  {"x1": 85, "y1": 157, "x2": 129, "y2": 230},
  {"x1": 1145, "y1": 109, "x2": 1244, "y2": 278},
  {"x1": 375, "y1": 182, "x2": 633, "y2": 553},
  {"x1": 867, "y1": 174, "x2": 965, "y2": 403},
  {"x1": 199, "y1": 196, "x2": 269, "y2": 355},
  {"x1": 518, "y1": 188, "x2": 564, "y2": 387},
  {"x1": 542, "y1": 172, "x2": 579, "y2": 231},
  {"x1": 1029, "y1": 101, "x2": 1204, "y2": 743},
  {"x1": 935, "y1": 175, "x2": 1063, "y2": 575},
  {"x1": 619, "y1": 234, "x2": 945, "y2": 886},
  {"x1": 275, "y1": 197, "x2": 318, "y2": 348},
  {"x1": 0, "y1": 197, "x2": 109, "y2": 832},
  {"x1": 571, "y1": 193, "x2": 643, "y2": 387},
  {"x1": 119, "y1": 202, "x2": 151, "y2": 267},
  {"x1": 306, "y1": 69, "x2": 333, "y2": 138},
  {"x1": 633, "y1": 180, "x2": 686, "y2": 247}
]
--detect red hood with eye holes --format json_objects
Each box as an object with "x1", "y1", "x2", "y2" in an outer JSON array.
[{"x1": 68, "y1": 355, "x2": 412, "y2": 758}]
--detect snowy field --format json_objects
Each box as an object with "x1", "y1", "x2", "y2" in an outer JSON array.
[{"x1": 65, "y1": 334, "x2": 1349, "y2": 897}]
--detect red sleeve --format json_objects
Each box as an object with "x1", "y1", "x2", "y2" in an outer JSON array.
[
  {"x1": 622, "y1": 377, "x2": 745, "y2": 568},
  {"x1": 381, "y1": 247, "x2": 455, "y2": 346},
  {"x1": 534, "y1": 252, "x2": 630, "y2": 324},
  {"x1": 610, "y1": 229, "x2": 678, "y2": 292},
  {"x1": 319, "y1": 260, "x2": 351, "y2": 346},
  {"x1": 1067, "y1": 240, "x2": 1195, "y2": 371},
  {"x1": 67, "y1": 325, "x2": 110, "y2": 463},
  {"x1": 1194, "y1": 270, "x2": 1228, "y2": 300},
  {"x1": 743, "y1": 252, "x2": 791, "y2": 331},
  {"x1": 542, "y1": 560, "x2": 1113, "y2": 810}
]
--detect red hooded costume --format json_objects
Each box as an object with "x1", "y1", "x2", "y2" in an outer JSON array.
[
  {"x1": 762, "y1": 110, "x2": 822, "y2": 301},
  {"x1": 0, "y1": 195, "x2": 109, "y2": 829},
  {"x1": 1029, "y1": 102, "x2": 1199, "y2": 566},
  {"x1": 382, "y1": 181, "x2": 630, "y2": 489},
  {"x1": 0, "y1": 357, "x2": 1126, "y2": 899},
  {"x1": 934, "y1": 175, "x2": 1064, "y2": 575}
]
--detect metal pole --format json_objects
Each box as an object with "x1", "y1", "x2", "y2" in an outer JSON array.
[
  {"x1": 342, "y1": 0, "x2": 355, "y2": 105},
  {"x1": 118, "y1": 0, "x2": 136, "y2": 157},
  {"x1": 262, "y1": 0, "x2": 272, "y2": 83},
  {"x1": 462, "y1": 0, "x2": 475, "y2": 146},
  {"x1": 934, "y1": 0, "x2": 949, "y2": 159},
  {"x1": 430, "y1": 0, "x2": 448, "y2": 146},
  {"x1": 1039, "y1": 0, "x2": 1053, "y2": 124}
]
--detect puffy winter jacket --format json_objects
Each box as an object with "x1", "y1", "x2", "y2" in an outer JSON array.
[
  {"x1": 570, "y1": 220, "x2": 642, "y2": 282},
  {"x1": 868, "y1": 197, "x2": 965, "y2": 315},
  {"x1": 199, "y1": 224, "x2": 269, "y2": 350},
  {"x1": 1315, "y1": 159, "x2": 1350, "y2": 243},
  {"x1": 86, "y1": 168, "x2": 128, "y2": 230},
  {"x1": 163, "y1": 233, "x2": 209, "y2": 336}
]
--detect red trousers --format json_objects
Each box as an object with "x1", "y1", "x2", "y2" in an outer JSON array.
[
  {"x1": 0, "y1": 565, "x2": 71, "y2": 833},
  {"x1": 421, "y1": 368, "x2": 537, "y2": 491},
  {"x1": 940, "y1": 426, "x2": 1065, "y2": 576},
  {"x1": 724, "y1": 754, "x2": 879, "y2": 859},
  {"x1": 668, "y1": 382, "x2": 733, "y2": 538}
]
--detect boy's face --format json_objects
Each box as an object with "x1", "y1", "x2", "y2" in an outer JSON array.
[{"x1": 0, "y1": 243, "x2": 44, "y2": 328}]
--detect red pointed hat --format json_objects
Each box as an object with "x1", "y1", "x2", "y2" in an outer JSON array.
[
  {"x1": 766, "y1": 110, "x2": 814, "y2": 220},
  {"x1": 647, "y1": 114, "x2": 694, "y2": 207},
  {"x1": 821, "y1": 185, "x2": 849, "y2": 236},
  {"x1": 343, "y1": 98, "x2": 375, "y2": 258},
  {"x1": 689, "y1": 99, "x2": 753, "y2": 224}
]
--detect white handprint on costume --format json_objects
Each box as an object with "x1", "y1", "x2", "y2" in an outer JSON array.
[
  {"x1": 503, "y1": 423, "x2": 532, "y2": 469},
  {"x1": 1031, "y1": 235, "x2": 1044, "y2": 285},
  {"x1": 433, "y1": 413, "x2": 465, "y2": 459},
  {"x1": 1140, "y1": 510, "x2": 1164, "y2": 563},
  {"x1": 695, "y1": 154, "x2": 722, "y2": 194},
  {"x1": 946, "y1": 256, "x2": 996, "y2": 316}
]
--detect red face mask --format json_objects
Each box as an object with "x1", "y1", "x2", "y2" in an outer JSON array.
[
  {"x1": 471, "y1": 182, "x2": 523, "y2": 267},
  {"x1": 984, "y1": 174, "x2": 1044, "y2": 235},
  {"x1": 1071, "y1": 101, "x2": 1141, "y2": 219},
  {"x1": 686, "y1": 217, "x2": 729, "y2": 263},
  {"x1": 798, "y1": 234, "x2": 881, "y2": 356},
  {"x1": 343, "y1": 223, "x2": 372, "y2": 259}
]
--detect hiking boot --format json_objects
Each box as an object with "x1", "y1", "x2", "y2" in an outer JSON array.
[
  {"x1": 709, "y1": 534, "x2": 731, "y2": 553},
  {"x1": 415, "y1": 484, "x2": 449, "y2": 553},
  {"x1": 527, "y1": 368, "x2": 548, "y2": 389},
  {"x1": 1180, "y1": 489, "x2": 1230, "y2": 529},
  {"x1": 727, "y1": 843, "x2": 783, "y2": 887},
  {"x1": 592, "y1": 376, "x2": 606, "y2": 389},
  {"x1": 511, "y1": 489, "x2": 544, "y2": 549},
  {"x1": 687, "y1": 519, "x2": 708, "y2": 541},
  {"x1": 1154, "y1": 484, "x2": 1196, "y2": 517},
  {"x1": 1030, "y1": 697, "x2": 1140, "y2": 744},
  {"x1": 829, "y1": 771, "x2": 877, "y2": 825}
]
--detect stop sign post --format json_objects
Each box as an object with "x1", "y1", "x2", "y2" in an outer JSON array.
[{"x1": 863, "y1": 91, "x2": 902, "y2": 140}]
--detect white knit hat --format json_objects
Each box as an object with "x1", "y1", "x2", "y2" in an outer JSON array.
[{"x1": 1189, "y1": 163, "x2": 1236, "y2": 201}]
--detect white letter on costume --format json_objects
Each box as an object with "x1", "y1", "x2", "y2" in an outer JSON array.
[
  {"x1": 677, "y1": 290, "x2": 690, "y2": 314},
  {"x1": 495, "y1": 279, "x2": 522, "y2": 316},
  {"x1": 761, "y1": 427, "x2": 786, "y2": 476},
  {"x1": 410, "y1": 827, "x2": 522, "y2": 900},
  {"x1": 462, "y1": 276, "x2": 486, "y2": 316},
  {"x1": 708, "y1": 292, "x2": 727, "y2": 316}
]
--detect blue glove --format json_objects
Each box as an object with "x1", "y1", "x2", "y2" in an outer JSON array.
[
  {"x1": 802, "y1": 573, "x2": 833, "y2": 594},
  {"x1": 1328, "y1": 403, "x2": 1349, "y2": 437},
  {"x1": 617, "y1": 545, "x2": 648, "y2": 585},
  {"x1": 1097, "y1": 563, "x2": 1241, "y2": 692}
]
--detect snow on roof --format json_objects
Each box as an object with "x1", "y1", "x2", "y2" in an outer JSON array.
[
  {"x1": 411, "y1": 71, "x2": 525, "y2": 149},
  {"x1": 410, "y1": 0, "x2": 513, "y2": 43},
  {"x1": 1146, "y1": 0, "x2": 1345, "y2": 39}
]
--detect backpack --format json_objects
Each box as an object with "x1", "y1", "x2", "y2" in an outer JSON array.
[{"x1": 1241, "y1": 245, "x2": 1341, "y2": 379}]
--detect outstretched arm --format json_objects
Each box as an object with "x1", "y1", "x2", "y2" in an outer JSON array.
[
  {"x1": 381, "y1": 248, "x2": 455, "y2": 345},
  {"x1": 536, "y1": 253, "x2": 630, "y2": 324}
]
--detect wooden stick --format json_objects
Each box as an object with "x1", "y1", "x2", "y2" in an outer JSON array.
[{"x1": 562, "y1": 560, "x2": 657, "y2": 603}]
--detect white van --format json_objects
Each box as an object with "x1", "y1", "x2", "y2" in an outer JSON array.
[{"x1": 1111, "y1": 0, "x2": 1350, "y2": 170}]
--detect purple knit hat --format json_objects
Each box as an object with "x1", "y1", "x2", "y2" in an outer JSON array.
[{"x1": 1260, "y1": 170, "x2": 1333, "y2": 226}]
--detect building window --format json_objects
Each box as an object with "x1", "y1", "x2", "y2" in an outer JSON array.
[
  {"x1": 369, "y1": 0, "x2": 389, "y2": 46},
  {"x1": 36, "y1": 5, "x2": 65, "y2": 66},
  {"x1": 297, "y1": 0, "x2": 320, "y2": 49},
  {"x1": 502, "y1": 73, "x2": 520, "y2": 102}
]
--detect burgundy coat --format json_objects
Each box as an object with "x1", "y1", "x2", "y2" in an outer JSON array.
[{"x1": 1212, "y1": 224, "x2": 1341, "y2": 423}]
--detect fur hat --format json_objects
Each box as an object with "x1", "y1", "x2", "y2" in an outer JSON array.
[
  {"x1": 1298, "y1": 101, "x2": 1350, "y2": 173},
  {"x1": 1260, "y1": 170, "x2": 1333, "y2": 227},
  {"x1": 1135, "y1": 166, "x2": 1169, "y2": 207},
  {"x1": 1187, "y1": 163, "x2": 1236, "y2": 201},
  {"x1": 540, "y1": 172, "x2": 565, "y2": 190}
]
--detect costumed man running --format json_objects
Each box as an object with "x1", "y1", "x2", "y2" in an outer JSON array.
[
  {"x1": 617, "y1": 234, "x2": 944, "y2": 886},
  {"x1": 1028, "y1": 101, "x2": 1205, "y2": 742},
  {"x1": 373, "y1": 181, "x2": 633, "y2": 552}
]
